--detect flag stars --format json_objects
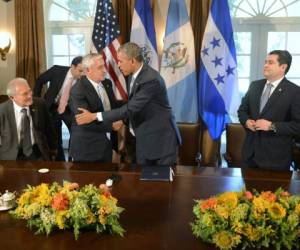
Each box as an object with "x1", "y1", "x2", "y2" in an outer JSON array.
[
  {"x1": 202, "y1": 46, "x2": 209, "y2": 56},
  {"x1": 226, "y1": 65, "x2": 235, "y2": 76},
  {"x1": 214, "y1": 74, "x2": 225, "y2": 85},
  {"x1": 210, "y1": 37, "x2": 221, "y2": 49},
  {"x1": 211, "y1": 56, "x2": 223, "y2": 67}
]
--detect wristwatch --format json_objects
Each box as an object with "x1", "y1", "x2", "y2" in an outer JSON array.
[{"x1": 269, "y1": 123, "x2": 277, "y2": 133}]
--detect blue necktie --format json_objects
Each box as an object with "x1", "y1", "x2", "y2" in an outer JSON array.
[{"x1": 260, "y1": 83, "x2": 272, "y2": 112}]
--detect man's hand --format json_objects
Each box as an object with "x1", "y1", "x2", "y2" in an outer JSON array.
[
  {"x1": 76, "y1": 108, "x2": 97, "y2": 125},
  {"x1": 255, "y1": 119, "x2": 272, "y2": 131},
  {"x1": 246, "y1": 119, "x2": 256, "y2": 131},
  {"x1": 112, "y1": 120, "x2": 123, "y2": 131}
]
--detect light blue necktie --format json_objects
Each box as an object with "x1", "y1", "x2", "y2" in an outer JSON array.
[{"x1": 260, "y1": 83, "x2": 272, "y2": 112}]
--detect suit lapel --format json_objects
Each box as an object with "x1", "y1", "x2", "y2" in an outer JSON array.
[
  {"x1": 84, "y1": 77, "x2": 104, "y2": 111},
  {"x1": 7, "y1": 100, "x2": 19, "y2": 145},
  {"x1": 255, "y1": 81, "x2": 266, "y2": 116}
]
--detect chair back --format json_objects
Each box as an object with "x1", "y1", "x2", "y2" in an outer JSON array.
[
  {"x1": 177, "y1": 123, "x2": 201, "y2": 166},
  {"x1": 224, "y1": 123, "x2": 246, "y2": 167}
]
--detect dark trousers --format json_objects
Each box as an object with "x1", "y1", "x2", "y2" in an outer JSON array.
[
  {"x1": 50, "y1": 105, "x2": 72, "y2": 161},
  {"x1": 17, "y1": 144, "x2": 42, "y2": 160}
]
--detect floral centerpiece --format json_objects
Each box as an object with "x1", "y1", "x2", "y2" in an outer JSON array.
[
  {"x1": 191, "y1": 188, "x2": 300, "y2": 250},
  {"x1": 10, "y1": 181, "x2": 125, "y2": 240}
]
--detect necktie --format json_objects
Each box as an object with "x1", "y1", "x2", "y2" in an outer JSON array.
[
  {"x1": 20, "y1": 108, "x2": 32, "y2": 156},
  {"x1": 260, "y1": 83, "x2": 272, "y2": 112},
  {"x1": 58, "y1": 77, "x2": 74, "y2": 114},
  {"x1": 129, "y1": 76, "x2": 135, "y2": 95},
  {"x1": 97, "y1": 84, "x2": 111, "y2": 111}
]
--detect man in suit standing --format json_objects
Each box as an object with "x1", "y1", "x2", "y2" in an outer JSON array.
[
  {"x1": 76, "y1": 42, "x2": 181, "y2": 165},
  {"x1": 0, "y1": 78, "x2": 57, "y2": 160},
  {"x1": 34, "y1": 56, "x2": 83, "y2": 161},
  {"x1": 69, "y1": 54, "x2": 123, "y2": 163},
  {"x1": 238, "y1": 50, "x2": 300, "y2": 170}
]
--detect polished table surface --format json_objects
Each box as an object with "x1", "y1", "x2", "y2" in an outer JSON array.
[{"x1": 0, "y1": 161, "x2": 299, "y2": 250}]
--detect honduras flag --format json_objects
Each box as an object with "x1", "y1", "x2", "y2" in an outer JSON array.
[
  {"x1": 160, "y1": 0, "x2": 198, "y2": 123},
  {"x1": 130, "y1": 0, "x2": 158, "y2": 70},
  {"x1": 198, "y1": 0, "x2": 240, "y2": 140}
]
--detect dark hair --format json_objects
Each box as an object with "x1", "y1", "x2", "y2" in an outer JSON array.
[
  {"x1": 118, "y1": 42, "x2": 144, "y2": 62},
  {"x1": 71, "y1": 56, "x2": 83, "y2": 66},
  {"x1": 269, "y1": 50, "x2": 292, "y2": 74}
]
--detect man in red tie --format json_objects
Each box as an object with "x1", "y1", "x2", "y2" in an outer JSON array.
[{"x1": 34, "y1": 56, "x2": 83, "y2": 161}]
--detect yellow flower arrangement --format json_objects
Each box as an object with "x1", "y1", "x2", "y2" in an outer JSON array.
[
  {"x1": 10, "y1": 182, "x2": 125, "y2": 240},
  {"x1": 191, "y1": 188, "x2": 300, "y2": 250}
]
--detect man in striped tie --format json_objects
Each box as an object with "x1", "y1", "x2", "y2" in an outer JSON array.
[{"x1": 238, "y1": 50, "x2": 300, "y2": 170}]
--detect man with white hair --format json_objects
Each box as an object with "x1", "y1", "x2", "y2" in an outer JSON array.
[
  {"x1": 69, "y1": 54, "x2": 123, "y2": 163},
  {"x1": 0, "y1": 78, "x2": 57, "y2": 160}
]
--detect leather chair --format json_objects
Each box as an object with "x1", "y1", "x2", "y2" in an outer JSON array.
[
  {"x1": 0, "y1": 94, "x2": 8, "y2": 103},
  {"x1": 224, "y1": 123, "x2": 246, "y2": 167},
  {"x1": 177, "y1": 123, "x2": 201, "y2": 166}
]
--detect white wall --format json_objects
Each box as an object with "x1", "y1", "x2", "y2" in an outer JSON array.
[{"x1": 0, "y1": 0, "x2": 16, "y2": 95}]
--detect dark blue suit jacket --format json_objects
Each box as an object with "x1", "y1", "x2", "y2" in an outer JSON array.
[
  {"x1": 238, "y1": 78, "x2": 300, "y2": 169},
  {"x1": 69, "y1": 76, "x2": 120, "y2": 162},
  {"x1": 102, "y1": 64, "x2": 180, "y2": 163}
]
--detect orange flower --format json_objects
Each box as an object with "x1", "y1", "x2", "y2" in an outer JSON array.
[
  {"x1": 99, "y1": 184, "x2": 111, "y2": 198},
  {"x1": 200, "y1": 198, "x2": 217, "y2": 212},
  {"x1": 52, "y1": 193, "x2": 69, "y2": 211},
  {"x1": 66, "y1": 182, "x2": 79, "y2": 191},
  {"x1": 260, "y1": 191, "x2": 276, "y2": 202},
  {"x1": 244, "y1": 191, "x2": 253, "y2": 200},
  {"x1": 280, "y1": 191, "x2": 290, "y2": 198}
]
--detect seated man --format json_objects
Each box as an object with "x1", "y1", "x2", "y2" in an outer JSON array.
[{"x1": 0, "y1": 78, "x2": 57, "y2": 160}]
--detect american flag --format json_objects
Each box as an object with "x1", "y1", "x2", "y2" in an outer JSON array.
[{"x1": 92, "y1": 0, "x2": 127, "y2": 100}]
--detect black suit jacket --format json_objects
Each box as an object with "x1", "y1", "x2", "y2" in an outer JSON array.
[
  {"x1": 34, "y1": 65, "x2": 69, "y2": 109},
  {"x1": 238, "y1": 78, "x2": 300, "y2": 169},
  {"x1": 102, "y1": 64, "x2": 180, "y2": 163},
  {"x1": 0, "y1": 98, "x2": 57, "y2": 160},
  {"x1": 69, "y1": 76, "x2": 120, "y2": 162}
]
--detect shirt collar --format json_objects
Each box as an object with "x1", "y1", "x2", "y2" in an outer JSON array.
[
  {"x1": 267, "y1": 76, "x2": 284, "y2": 89},
  {"x1": 132, "y1": 63, "x2": 143, "y2": 80},
  {"x1": 13, "y1": 101, "x2": 29, "y2": 113}
]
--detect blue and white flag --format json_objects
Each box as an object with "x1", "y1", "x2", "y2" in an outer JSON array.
[
  {"x1": 198, "y1": 0, "x2": 240, "y2": 140},
  {"x1": 130, "y1": 0, "x2": 158, "y2": 70},
  {"x1": 160, "y1": 0, "x2": 198, "y2": 123}
]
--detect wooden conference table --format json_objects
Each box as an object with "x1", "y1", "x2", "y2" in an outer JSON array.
[{"x1": 0, "y1": 160, "x2": 298, "y2": 250}]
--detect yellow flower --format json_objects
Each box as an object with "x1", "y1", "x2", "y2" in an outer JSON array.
[
  {"x1": 31, "y1": 183, "x2": 52, "y2": 206},
  {"x1": 87, "y1": 211, "x2": 96, "y2": 224},
  {"x1": 55, "y1": 210, "x2": 68, "y2": 229},
  {"x1": 213, "y1": 231, "x2": 241, "y2": 250},
  {"x1": 252, "y1": 197, "x2": 269, "y2": 219},
  {"x1": 17, "y1": 191, "x2": 31, "y2": 207},
  {"x1": 244, "y1": 224, "x2": 261, "y2": 241},
  {"x1": 215, "y1": 205, "x2": 230, "y2": 219},
  {"x1": 295, "y1": 204, "x2": 300, "y2": 214},
  {"x1": 218, "y1": 192, "x2": 238, "y2": 210},
  {"x1": 268, "y1": 202, "x2": 286, "y2": 220}
]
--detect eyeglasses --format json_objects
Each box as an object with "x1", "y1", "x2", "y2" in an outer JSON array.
[{"x1": 16, "y1": 89, "x2": 32, "y2": 97}]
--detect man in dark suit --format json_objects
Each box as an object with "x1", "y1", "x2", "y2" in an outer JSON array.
[
  {"x1": 76, "y1": 43, "x2": 181, "y2": 165},
  {"x1": 69, "y1": 54, "x2": 123, "y2": 163},
  {"x1": 0, "y1": 78, "x2": 57, "y2": 160},
  {"x1": 33, "y1": 56, "x2": 83, "y2": 161},
  {"x1": 238, "y1": 50, "x2": 300, "y2": 170}
]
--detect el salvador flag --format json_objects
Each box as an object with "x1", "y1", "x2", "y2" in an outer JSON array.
[
  {"x1": 198, "y1": 0, "x2": 241, "y2": 140},
  {"x1": 160, "y1": 0, "x2": 198, "y2": 123},
  {"x1": 130, "y1": 0, "x2": 158, "y2": 70}
]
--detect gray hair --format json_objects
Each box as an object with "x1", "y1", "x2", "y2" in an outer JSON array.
[
  {"x1": 118, "y1": 42, "x2": 143, "y2": 62},
  {"x1": 82, "y1": 54, "x2": 103, "y2": 70},
  {"x1": 6, "y1": 78, "x2": 28, "y2": 96}
]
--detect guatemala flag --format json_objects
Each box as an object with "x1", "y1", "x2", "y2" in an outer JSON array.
[
  {"x1": 198, "y1": 0, "x2": 240, "y2": 140},
  {"x1": 160, "y1": 0, "x2": 198, "y2": 123},
  {"x1": 130, "y1": 0, "x2": 158, "y2": 70}
]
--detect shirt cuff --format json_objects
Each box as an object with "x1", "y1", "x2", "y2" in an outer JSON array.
[{"x1": 96, "y1": 112, "x2": 103, "y2": 121}]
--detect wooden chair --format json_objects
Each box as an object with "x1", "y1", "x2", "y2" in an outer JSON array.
[{"x1": 223, "y1": 123, "x2": 246, "y2": 167}]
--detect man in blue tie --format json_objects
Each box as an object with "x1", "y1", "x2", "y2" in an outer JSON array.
[
  {"x1": 75, "y1": 43, "x2": 181, "y2": 166},
  {"x1": 238, "y1": 50, "x2": 300, "y2": 170}
]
